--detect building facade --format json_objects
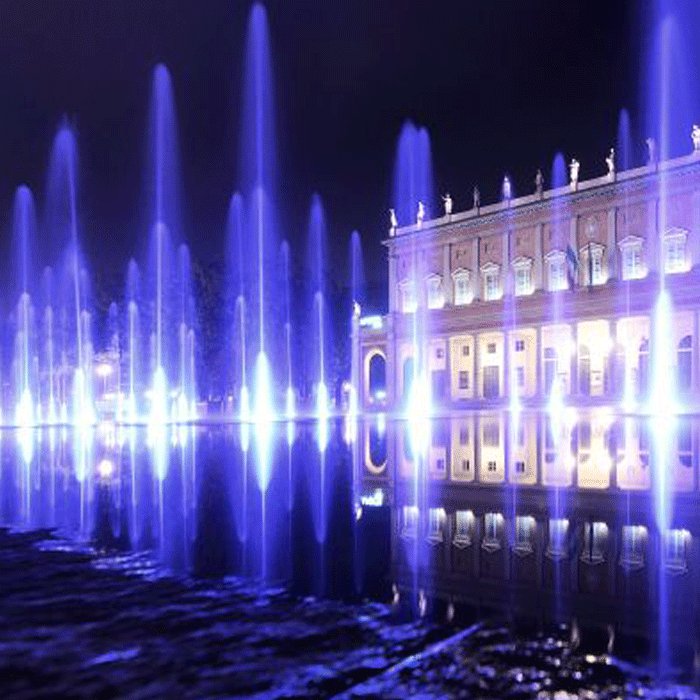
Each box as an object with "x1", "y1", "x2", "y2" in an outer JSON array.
[{"x1": 354, "y1": 152, "x2": 700, "y2": 413}]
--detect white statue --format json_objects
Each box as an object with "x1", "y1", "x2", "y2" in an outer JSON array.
[
  {"x1": 606, "y1": 148, "x2": 615, "y2": 178},
  {"x1": 646, "y1": 137, "x2": 656, "y2": 166},
  {"x1": 352, "y1": 301, "x2": 361, "y2": 318},
  {"x1": 473, "y1": 186, "x2": 480, "y2": 210},
  {"x1": 389, "y1": 208, "x2": 398, "y2": 232},
  {"x1": 569, "y1": 158, "x2": 580, "y2": 190},
  {"x1": 502, "y1": 175, "x2": 512, "y2": 201},
  {"x1": 416, "y1": 201, "x2": 425, "y2": 226},
  {"x1": 442, "y1": 193, "x2": 453, "y2": 217},
  {"x1": 535, "y1": 168, "x2": 544, "y2": 195},
  {"x1": 692, "y1": 124, "x2": 700, "y2": 153}
]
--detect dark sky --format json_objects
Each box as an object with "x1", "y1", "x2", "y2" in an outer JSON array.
[{"x1": 0, "y1": 1, "x2": 643, "y2": 301}]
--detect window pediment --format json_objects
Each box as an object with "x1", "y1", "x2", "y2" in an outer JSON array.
[
  {"x1": 618, "y1": 235, "x2": 643, "y2": 249},
  {"x1": 511, "y1": 256, "x2": 533, "y2": 269},
  {"x1": 480, "y1": 261, "x2": 500, "y2": 274},
  {"x1": 451, "y1": 267, "x2": 470, "y2": 279},
  {"x1": 544, "y1": 249, "x2": 565, "y2": 262},
  {"x1": 665, "y1": 227, "x2": 688, "y2": 241},
  {"x1": 579, "y1": 241, "x2": 605, "y2": 255}
]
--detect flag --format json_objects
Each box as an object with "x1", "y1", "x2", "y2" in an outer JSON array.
[{"x1": 565, "y1": 245, "x2": 578, "y2": 288}]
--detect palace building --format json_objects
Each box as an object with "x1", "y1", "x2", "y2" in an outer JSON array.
[{"x1": 353, "y1": 147, "x2": 700, "y2": 415}]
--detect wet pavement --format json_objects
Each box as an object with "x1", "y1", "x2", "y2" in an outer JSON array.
[{"x1": 0, "y1": 528, "x2": 697, "y2": 699}]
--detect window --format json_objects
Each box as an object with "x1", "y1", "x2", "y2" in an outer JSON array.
[
  {"x1": 620, "y1": 525, "x2": 647, "y2": 571},
  {"x1": 453, "y1": 510, "x2": 474, "y2": 547},
  {"x1": 482, "y1": 265, "x2": 501, "y2": 301},
  {"x1": 487, "y1": 342, "x2": 496, "y2": 354},
  {"x1": 487, "y1": 460, "x2": 497, "y2": 472},
  {"x1": 459, "y1": 427, "x2": 469, "y2": 445},
  {"x1": 513, "y1": 259, "x2": 533, "y2": 296},
  {"x1": 516, "y1": 366, "x2": 525, "y2": 388},
  {"x1": 515, "y1": 460, "x2": 525, "y2": 473},
  {"x1": 581, "y1": 521, "x2": 608, "y2": 564},
  {"x1": 619, "y1": 237, "x2": 644, "y2": 280},
  {"x1": 546, "y1": 518, "x2": 569, "y2": 559},
  {"x1": 461, "y1": 459, "x2": 470, "y2": 472},
  {"x1": 678, "y1": 419, "x2": 693, "y2": 468},
  {"x1": 483, "y1": 366, "x2": 499, "y2": 398},
  {"x1": 401, "y1": 506, "x2": 419, "y2": 539},
  {"x1": 462, "y1": 344, "x2": 470, "y2": 357},
  {"x1": 543, "y1": 347, "x2": 558, "y2": 394},
  {"x1": 483, "y1": 512, "x2": 503, "y2": 552},
  {"x1": 453, "y1": 271, "x2": 471, "y2": 305},
  {"x1": 436, "y1": 458, "x2": 445, "y2": 472},
  {"x1": 435, "y1": 347, "x2": 444, "y2": 359},
  {"x1": 483, "y1": 423, "x2": 500, "y2": 447},
  {"x1": 459, "y1": 371, "x2": 469, "y2": 390},
  {"x1": 426, "y1": 276, "x2": 444, "y2": 309},
  {"x1": 581, "y1": 245, "x2": 605, "y2": 285},
  {"x1": 678, "y1": 335, "x2": 692, "y2": 392},
  {"x1": 427, "y1": 508, "x2": 445, "y2": 543},
  {"x1": 638, "y1": 338, "x2": 650, "y2": 394},
  {"x1": 665, "y1": 529, "x2": 690, "y2": 573},
  {"x1": 547, "y1": 253, "x2": 567, "y2": 291},
  {"x1": 400, "y1": 280, "x2": 416, "y2": 313},
  {"x1": 515, "y1": 339, "x2": 525, "y2": 352},
  {"x1": 665, "y1": 230, "x2": 687, "y2": 274},
  {"x1": 513, "y1": 515, "x2": 535, "y2": 554}
]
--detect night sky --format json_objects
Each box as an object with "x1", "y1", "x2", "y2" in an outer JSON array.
[{"x1": 0, "y1": 1, "x2": 645, "y2": 305}]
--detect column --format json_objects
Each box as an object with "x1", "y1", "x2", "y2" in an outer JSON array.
[
  {"x1": 570, "y1": 322, "x2": 578, "y2": 396},
  {"x1": 648, "y1": 198, "x2": 659, "y2": 275},
  {"x1": 474, "y1": 332, "x2": 481, "y2": 399},
  {"x1": 387, "y1": 314, "x2": 397, "y2": 409},
  {"x1": 388, "y1": 252, "x2": 397, "y2": 312},
  {"x1": 607, "y1": 208, "x2": 617, "y2": 280},
  {"x1": 443, "y1": 244, "x2": 453, "y2": 305},
  {"x1": 472, "y1": 238, "x2": 481, "y2": 300},
  {"x1": 569, "y1": 216, "x2": 579, "y2": 287},
  {"x1": 692, "y1": 191, "x2": 700, "y2": 270},
  {"x1": 534, "y1": 223, "x2": 544, "y2": 290},
  {"x1": 502, "y1": 231, "x2": 511, "y2": 296},
  {"x1": 503, "y1": 330, "x2": 509, "y2": 400},
  {"x1": 535, "y1": 325, "x2": 542, "y2": 397}
]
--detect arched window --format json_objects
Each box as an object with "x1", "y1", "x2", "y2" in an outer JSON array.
[
  {"x1": 368, "y1": 353, "x2": 387, "y2": 400},
  {"x1": 543, "y1": 347, "x2": 558, "y2": 394},
  {"x1": 368, "y1": 424, "x2": 387, "y2": 468},
  {"x1": 678, "y1": 335, "x2": 692, "y2": 392},
  {"x1": 638, "y1": 338, "x2": 649, "y2": 394}
]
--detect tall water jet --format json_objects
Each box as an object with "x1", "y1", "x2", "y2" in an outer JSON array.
[
  {"x1": 240, "y1": 3, "x2": 280, "y2": 579},
  {"x1": 147, "y1": 63, "x2": 182, "y2": 431}
]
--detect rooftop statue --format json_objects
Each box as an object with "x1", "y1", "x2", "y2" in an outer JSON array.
[
  {"x1": 416, "y1": 201, "x2": 425, "y2": 226},
  {"x1": 352, "y1": 301, "x2": 361, "y2": 318},
  {"x1": 502, "y1": 175, "x2": 512, "y2": 202},
  {"x1": 442, "y1": 193, "x2": 453, "y2": 217},
  {"x1": 473, "y1": 185, "x2": 480, "y2": 210},
  {"x1": 535, "y1": 168, "x2": 544, "y2": 196},
  {"x1": 646, "y1": 137, "x2": 656, "y2": 166},
  {"x1": 692, "y1": 124, "x2": 700, "y2": 153},
  {"x1": 606, "y1": 148, "x2": 615, "y2": 179},
  {"x1": 569, "y1": 158, "x2": 580, "y2": 190},
  {"x1": 389, "y1": 208, "x2": 397, "y2": 234}
]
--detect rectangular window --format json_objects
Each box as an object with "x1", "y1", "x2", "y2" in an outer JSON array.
[
  {"x1": 454, "y1": 275, "x2": 471, "y2": 305},
  {"x1": 622, "y1": 245, "x2": 643, "y2": 280},
  {"x1": 515, "y1": 460, "x2": 525, "y2": 473},
  {"x1": 427, "y1": 278, "x2": 443, "y2": 309},
  {"x1": 458, "y1": 370, "x2": 469, "y2": 390},
  {"x1": 591, "y1": 249, "x2": 604, "y2": 285},
  {"x1": 665, "y1": 235, "x2": 686, "y2": 273},
  {"x1": 582, "y1": 522, "x2": 608, "y2": 564},
  {"x1": 435, "y1": 347, "x2": 444, "y2": 359},
  {"x1": 401, "y1": 283, "x2": 416, "y2": 313},
  {"x1": 516, "y1": 365, "x2": 525, "y2": 388},
  {"x1": 401, "y1": 506, "x2": 419, "y2": 539},
  {"x1": 514, "y1": 515, "x2": 535, "y2": 554},
  {"x1": 515, "y1": 339, "x2": 525, "y2": 352},
  {"x1": 484, "y1": 272, "x2": 499, "y2": 300},
  {"x1": 483, "y1": 512, "x2": 503, "y2": 550},
  {"x1": 436, "y1": 458, "x2": 445, "y2": 472},
  {"x1": 461, "y1": 458, "x2": 470, "y2": 472},
  {"x1": 487, "y1": 342, "x2": 496, "y2": 354},
  {"x1": 462, "y1": 344, "x2": 470, "y2": 357},
  {"x1": 483, "y1": 423, "x2": 500, "y2": 446},
  {"x1": 514, "y1": 266, "x2": 531, "y2": 295},
  {"x1": 483, "y1": 366, "x2": 499, "y2": 398},
  {"x1": 427, "y1": 508, "x2": 445, "y2": 542},
  {"x1": 454, "y1": 510, "x2": 474, "y2": 546},
  {"x1": 549, "y1": 257, "x2": 567, "y2": 291},
  {"x1": 487, "y1": 460, "x2": 497, "y2": 472},
  {"x1": 459, "y1": 427, "x2": 469, "y2": 445}
]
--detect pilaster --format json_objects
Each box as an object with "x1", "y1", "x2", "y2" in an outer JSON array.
[
  {"x1": 534, "y1": 223, "x2": 544, "y2": 290},
  {"x1": 569, "y1": 216, "x2": 578, "y2": 286},
  {"x1": 607, "y1": 208, "x2": 617, "y2": 280},
  {"x1": 443, "y1": 244, "x2": 452, "y2": 305}
]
